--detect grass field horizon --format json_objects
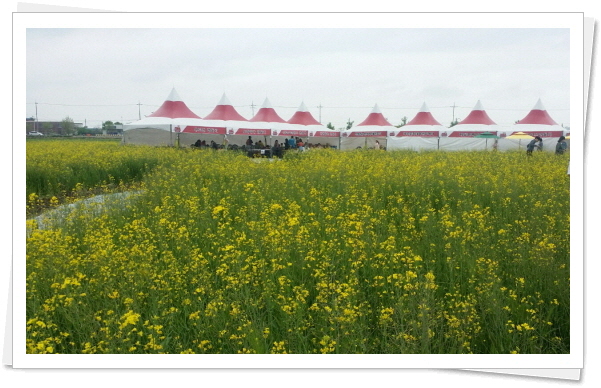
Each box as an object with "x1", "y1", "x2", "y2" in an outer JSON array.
[{"x1": 26, "y1": 139, "x2": 570, "y2": 354}]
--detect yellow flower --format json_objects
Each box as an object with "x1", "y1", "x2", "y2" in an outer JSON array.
[{"x1": 119, "y1": 310, "x2": 141, "y2": 329}]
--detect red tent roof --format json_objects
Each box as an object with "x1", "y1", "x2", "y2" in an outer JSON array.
[
  {"x1": 249, "y1": 98, "x2": 286, "y2": 123},
  {"x1": 148, "y1": 88, "x2": 201, "y2": 119},
  {"x1": 357, "y1": 104, "x2": 393, "y2": 126},
  {"x1": 406, "y1": 103, "x2": 443, "y2": 126},
  {"x1": 457, "y1": 100, "x2": 496, "y2": 125},
  {"x1": 517, "y1": 99, "x2": 559, "y2": 125},
  {"x1": 287, "y1": 102, "x2": 321, "y2": 125},
  {"x1": 203, "y1": 93, "x2": 248, "y2": 121}
]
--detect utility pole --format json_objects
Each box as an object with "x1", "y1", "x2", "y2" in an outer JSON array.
[
  {"x1": 318, "y1": 103, "x2": 323, "y2": 123},
  {"x1": 35, "y1": 101, "x2": 38, "y2": 132},
  {"x1": 250, "y1": 101, "x2": 256, "y2": 117},
  {"x1": 451, "y1": 102, "x2": 457, "y2": 122},
  {"x1": 138, "y1": 101, "x2": 141, "y2": 120}
]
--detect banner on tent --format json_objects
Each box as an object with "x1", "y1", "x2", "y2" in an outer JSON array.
[
  {"x1": 393, "y1": 130, "x2": 439, "y2": 137},
  {"x1": 343, "y1": 131, "x2": 388, "y2": 137},
  {"x1": 228, "y1": 128, "x2": 272, "y2": 136},
  {"x1": 273, "y1": 129, "x2": 309, "y2": 137},
  {"x1": 447, "y1": 131, "x2": 497, "y2": 137},
  {"x1": 309, "y1": 131, "x2": 340, "y2": 137},
  {"x1": 508, "y1": 130, "x2": 564, "y2": 137},
  {"x1": 181, "y1": 126, "x2": 227, "y2": 135}
]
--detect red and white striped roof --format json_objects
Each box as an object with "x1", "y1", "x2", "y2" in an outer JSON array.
[
  {"x1": 147, "y1": 88, "x2": 202, "y2": 119},
  {"x1": 287, "y1": 102, "x2": 322, "y2": 126},
  {"x1": 357, "y1": 104, "x2": 393, "y2": 127},
  {"x1": 445, "y1": 100, "x2": 502, "y2": 137},
  {"x1": 273, "y1": 101, "x2": 324, "y2": 137},
  {"x1": 250, "y1": 98, "x2": 287, "y2": 123},
  {"x1": 406, "y1": 102, "x2": 443, "y2": 126},
  {"x1": 203, "y1": 93, "x2": 248, "y2": 121},
  {"x1": 509, "y1": 99, "x2": 565, "y2": 137},
  {"x1": 457, "y1": 100, "x2": 496, "y2": 125},
  {"x1": 516, "y1": 98, "x2": 559, "y2": 125}
]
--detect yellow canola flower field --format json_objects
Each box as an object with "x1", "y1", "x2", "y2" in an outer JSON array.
[{"x1": 26, "y1": 140, "x2": 570, "y2": 354}]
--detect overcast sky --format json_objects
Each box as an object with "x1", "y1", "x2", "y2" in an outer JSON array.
[{"x1": 25, "y1": 21, "x2": 572, "y2": 129}]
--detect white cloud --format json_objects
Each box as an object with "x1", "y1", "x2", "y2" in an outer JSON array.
[{"x1": 25, "y1": 24, "x2": 572, "y2": 128}]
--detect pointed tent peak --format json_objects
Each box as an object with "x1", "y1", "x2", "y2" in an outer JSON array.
[
  {"x1": 418, "y1": 102, "x2": 430, "y2": 112},
  {"x1": 473, "y1": 100, "x2": 484, "y2": 111},
  {"x1": 166, "y1": 87, "x2": 182, "y2": 102},
  {"x1": 406, "y1": 102, "x2": 443, "y2": 126},
  {"x1": 203, "y1": 93, "x2": 248, "y2": 121},
  {"x1": 457, "y1": 101, "x2": 496, "y2": 125},
  {"x1": 357, "y1": 104, "x2": 393, "y2": 127},
  {"x1": 261, "y1": 97, "x2": 273, "y2": 109},
  {"x1": 516, "y1": 98, "x2": 559, "y2": 125},
  {"x1": 147, "y1": 88, "x2": 201, "y2": 119},
  {"x1": 250, "y1": 99, "x2": 286, "y2": 123},
  {"x1": 533, "y1": 98, "x2": 545, "y2": 110},
  {"x1": 297, "y1": 102, "x2": 309, "y2": 112},
  {"x1": 287, "y1": 103, "x2": 321, "y2": 126},
  {"x1": 217, "y1": 93, "x2": 232, "y2": 106}
]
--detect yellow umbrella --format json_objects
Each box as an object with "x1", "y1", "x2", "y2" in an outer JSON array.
[
  {"x1": 505, "y1": 132, "x2": 534, "y2": 149},
  {"x1": 505, "y1": 131, "x2": 534, "y2": 139}
]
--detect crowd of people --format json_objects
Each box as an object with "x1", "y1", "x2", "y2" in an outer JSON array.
[
  {"x1": 525, "y1": 136, "x2": 568, "y2": 156},
  {"x1": 191, "y1": 135, "x2": 568, "y2": 157},
  {"x1": 192, "y1": 139, "x2": 225, "y2": 150},
  {"x1": 191, "y1": 135, "x2": 337, "y2": 157}
]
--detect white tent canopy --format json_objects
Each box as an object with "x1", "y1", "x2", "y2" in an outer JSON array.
[
  {"x1": 123, "y1": 88, "x2": 204, "y2": 146},
  {"x1": 183, "y1": 93, "x2": 266, "y2": 147},
  {"x1": 249, "y1": 98, "x2": 289, "y2": 131},
  {"x1": 121, "y1": 90, "x2": 569, "y2": 153},
  {"x1": 340, "y1": 104, "x2": 394, "y2": 150},
  {"x1": 270, "y1": 102, "x2": 325, "y2": 147},
  {"x1": 498, "y1": 99, "x2": 567, "y2": 152},
  {"x1": 439, "y1": 100, "x2": 502, "y2": 151},
  {"x1": 387, "y1": 103, "x2": 444, "y2": 151}
]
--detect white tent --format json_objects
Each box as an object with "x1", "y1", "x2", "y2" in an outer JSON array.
[
  {"x1": 246, "y1": 98, "x2": 291, "y2": 148},
  {"x1": 387, "y1": 103, "x2": 444, "y2": 151},
  {"x1": 499, "y1": 99, "x2": 567, "y2": 152},
  {"x1": 123, "y1": 88, "x2": 204, "y2": 146},
  {"x1": 295, "y1": 103, "x2": 339, "y2": 149},
  {"x1": 249, "y1": 98, "x2": 288, "y2": 130},
  {"x1": 340, "y1": 104, "x2": 393, "y2": 150},
  {"x1": 183, "y1": 93, "x2": 267, "y2": 148},
  {"x1": 306, "y1": 128, "x2": 340, "y2": 149},
  {"x1": 276, "y1": 102, "x2": 326, "y2": 148},
  {"x1": 439, "y1": 100, "x2": 503, "y2": 151}
]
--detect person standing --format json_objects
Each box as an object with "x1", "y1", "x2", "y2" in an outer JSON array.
[
  {"x1": 272, "y1": 140, "x2": 282, "y2": 158},
  {"x1": 288, "y1": 136, "x2": 296, "y2": 149},
  {"x1": 374, "y1": 140, "x2": 381, "y2": 150},
  {"x1": 555, "y1": 136, "x2": 568, "y2": 155}
]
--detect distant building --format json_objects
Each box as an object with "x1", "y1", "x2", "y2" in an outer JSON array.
[{"x1": 26, "y1": 117, "x2": 83, "y2": 135}]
